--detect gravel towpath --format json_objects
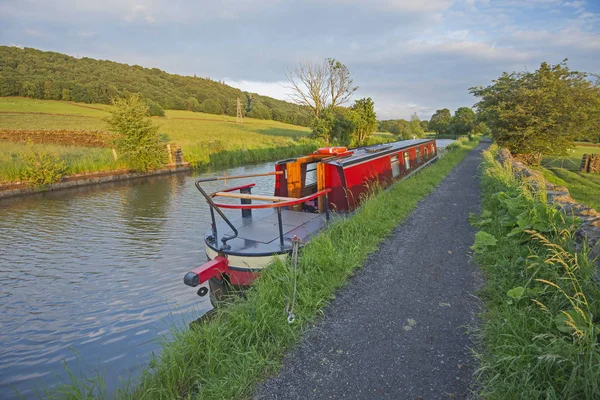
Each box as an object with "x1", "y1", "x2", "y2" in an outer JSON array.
[{"x1": 256, "y1": 142, "x2": 490, "y2": 399}]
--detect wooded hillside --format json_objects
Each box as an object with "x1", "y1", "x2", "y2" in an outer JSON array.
[{"x1": 0, "y1": 46, "x2": 312, "y2": 126}]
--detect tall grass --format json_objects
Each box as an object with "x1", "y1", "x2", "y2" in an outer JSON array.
[
  {"x1": 472, "y1": 146, "x2": 600, "y2": 399},
  {"x1": 0, "y1": 141, "x2": 126, "y2": 182},
  {"x1": 42, "y1": 139, "x2": 480, "y2": 399}
]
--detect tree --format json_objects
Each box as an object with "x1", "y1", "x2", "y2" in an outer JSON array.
[
  {"x1": 449, "y1": 107, "x2": 476, "y2": 136},
  {"x1": 471, "y1": 60, "x2": 600, "y2": 161},
  {"x1": 408, "y1": 113, "x2": 425, "y2": 138},
  {"x1": 429, "y1": 108, "x2": 452, "y2": 135},
  {"x1": 200, "y1": 98, "x2": 223, "y2": 115},
  {"x1": 247, "y1": 101, "x2": 272, "y2": 119},
  {"x1": 185, "y1": 97, "x2": 200, "y2": 112},
  {"x1": 350, "y1": 97, "x2": 377, "y2": 146},
  {"x1": 327, "y1": 58, "x2": 358, "y2": 110},
  {"x1": 311, "y1": 108, "x2": 335, "y2": 143},
  {"x1": 286, "y1": 58, "x2": 357, "y2": 119},
  {"x1": 395, "y1": 119, "x2": 411, "y2": 139},
  {"x1": 106, "y1": 95, "x2": 166, "y2": 171},
  {"x1": 145, "y1": 99, "x2": 165, "y2": 116},
  {"x1": 420, "y1": 120, "x2": 429, "y2": 132},
  {"x1": 331, "y1": 108, "x2": 356, "y2": 146}
]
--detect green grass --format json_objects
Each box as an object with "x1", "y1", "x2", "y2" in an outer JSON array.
[
  {"x1": 0, "y1": 97, "x2": 316, "y2": 182},
  {"x1": 472, "y1": 146, "x2": 600, "y2": 399},
  {"x1": 533, "y1": 166, "x2": 600, "y2": 210},
  {"x1": 541, "y1": 145, "x2": 597, "y2": 170},
  {"x1": 42, "y1": 137, "x2": 480, "y2": 399},
  {"x1": 0, "y1": 141, "x2": 126, "y2": 182}
]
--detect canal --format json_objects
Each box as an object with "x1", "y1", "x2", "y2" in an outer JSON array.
[{"x1": 0, "y1": 162, "x2": 275, "y2": 399}]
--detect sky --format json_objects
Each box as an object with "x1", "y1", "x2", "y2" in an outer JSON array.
[{"x1": 1, "y1": 0, "x2": 599, "y2": 120}]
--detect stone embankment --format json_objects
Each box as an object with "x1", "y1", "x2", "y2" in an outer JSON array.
[
  {"x1": 497, "y1": 148, "x2": 600, "y2": 266},
  {"x1": 0, "y1": 163, "x2": 191, "y2": 199}
]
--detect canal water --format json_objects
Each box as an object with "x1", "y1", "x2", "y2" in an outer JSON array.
[{"x1": 0, "y1": 162, "x2": 276, "y2": 399}]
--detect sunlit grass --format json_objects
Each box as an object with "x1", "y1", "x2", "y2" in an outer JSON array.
[
  {"x1": 473, "y1": 146, "x2": 600, "y2": 399},
  {"x1": 0, "y1": 141, "x2": 126, "y2": 182},
  {"x1": 533, "y1": 166, "x2": 600, "y2": 210}
]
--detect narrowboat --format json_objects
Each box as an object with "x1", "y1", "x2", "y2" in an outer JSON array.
[{"x1": 184, "y1": 139, "x2": 437, "y2": 295}]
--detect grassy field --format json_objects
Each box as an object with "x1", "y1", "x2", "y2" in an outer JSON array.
[
  {"x1": 529, "y1": 144, "x2": 600, "y2": 210},
  {"x1": 0, "y1": 97, "x2": 315, "y2": 182},
  {"x1": 534, "y1": 166, "x2": 600, "y2": 210},
  {"x1": 44, "y1": 137, "x2": 480, "y2": 399},
  {"x1": 540, "y1": 145, "x2": 594, "y2": 170},
  {"x1": 473, "y1": 146, "x2": 600, "y2": 398}
]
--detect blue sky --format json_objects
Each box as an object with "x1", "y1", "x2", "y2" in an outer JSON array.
[{"x1": 1, "y1": 0, "x2": 599, "y2": 119}]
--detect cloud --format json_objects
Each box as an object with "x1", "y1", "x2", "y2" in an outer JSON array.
[{"x1": 1, "y1": 0, "x2": 599, "y2": 120}]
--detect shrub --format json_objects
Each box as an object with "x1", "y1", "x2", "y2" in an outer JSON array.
[
  {"x1": 106, "y1": 95, "x2": 166, "y2": 172},
  {"x1": 20, "y1": 142, "x2": 66, "y2": 187}
]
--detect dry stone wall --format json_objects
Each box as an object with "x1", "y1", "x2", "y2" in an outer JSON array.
[{"x1": 497, "y1": 148, "x2": 600, "y2": 266}]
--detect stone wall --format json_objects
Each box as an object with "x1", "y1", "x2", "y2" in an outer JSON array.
[{"x1": 497, "y1": 148, "x2": 600, "y2": 266}]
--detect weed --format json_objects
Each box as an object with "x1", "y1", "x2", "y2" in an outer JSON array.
[{"x1": 472, "y1": 145, "x2": 600, "y2": 399}]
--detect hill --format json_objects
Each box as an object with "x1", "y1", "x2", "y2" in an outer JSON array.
[{"x1": 0, "y1": 46, "x2": 312, "y2": 126}]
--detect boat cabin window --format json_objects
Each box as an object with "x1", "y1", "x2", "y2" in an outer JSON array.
[
  {"x1": 404, "y1": 152, "x2": 410, "y2": 170},
  {"x1": 424, "y1": 146, "x2": 428, "y2": 159},
  {"x1": 416, "y1": 148, "x2": 422, "y2": 163},
  {"x1": 390, "y1": 154, "x2": 400, "y2": 178},
  {"x1": 301, "y1": 161, "x2": 318, "y2": 196}
]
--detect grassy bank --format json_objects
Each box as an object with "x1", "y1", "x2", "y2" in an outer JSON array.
[
  {"x1": 472, "y1": 146, "x2": 600, "y2": 399},
  {"x1": 0, "y1": 142, "x2": 126, "y2": 183},
  {"x1": 45, "y1": 138, "x2": 479, "y2": 399},
  {"x1": 534, "y1": 166, "x2": 600, "y2": 211},
  {"x1": 0, "y1": 98, "x2": 314, "y2": 180}
]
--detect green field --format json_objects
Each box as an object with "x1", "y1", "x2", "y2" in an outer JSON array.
[
  {"x1": 535, "y1": 144, "x2": 600, "y2": 210},
  {"x1": 0, "y1": 97, "x2": 314, "y2": 182},
  {"x1": 540, "y1": 146, "x2": 592, "y2": 170}
]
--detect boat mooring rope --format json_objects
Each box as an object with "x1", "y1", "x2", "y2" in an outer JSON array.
[{"x1": 286, "y1": 236, "x2": 301, "y2": 324}]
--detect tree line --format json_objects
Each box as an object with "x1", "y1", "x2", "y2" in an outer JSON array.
[
  {"x1": 471, "y1": 60, "x2": 600, "y2": 162},
  {"x1": 0, "y1": 46, "x2": 313, "y2": 126}
]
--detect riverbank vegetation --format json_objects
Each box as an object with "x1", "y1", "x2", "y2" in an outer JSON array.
[
  {"x1": 0, "y1": 97, "x2": 319, "y2": 182},
  {"x1": 472, "y1": 145, "x2": 600, "y2": 398},
  {"x1": 44, "y1": 137, "x2": 478, "y2": 399}
]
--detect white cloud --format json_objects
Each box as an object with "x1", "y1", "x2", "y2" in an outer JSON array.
[{"x1": 224, "y1": 80, "x2": 289, "y2": 101}]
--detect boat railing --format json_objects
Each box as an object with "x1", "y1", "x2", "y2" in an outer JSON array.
[{"x1": 195, "y1": 172, "x2": 331, "y2": 250}]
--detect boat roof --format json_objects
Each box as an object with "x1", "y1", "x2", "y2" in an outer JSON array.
[{"x1": 324, "y1": 138, "x2": 435, "y2": 167}]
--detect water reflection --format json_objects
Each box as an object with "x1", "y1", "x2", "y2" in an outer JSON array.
[{"x1": 0, "y1": 162, "x2": 275, "y2": 399}]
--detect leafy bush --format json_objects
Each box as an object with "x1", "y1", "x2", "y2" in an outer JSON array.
[
  {"x1": 106, "y1": 95, "x2": 166, "y2": 172},
  {"x1": 146, "y1": 100, "x2": 165, "y2": 117},
  {"x1": 20, "y1": 142, "x2": 66, "y2": 187}
]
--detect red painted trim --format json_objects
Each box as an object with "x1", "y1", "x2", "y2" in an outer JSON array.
[{"x1": 189, "y1": 256, "x2": 229, "y2": 284}]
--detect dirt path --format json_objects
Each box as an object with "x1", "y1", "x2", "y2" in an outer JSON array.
[{"x1": 256, "y1": 142, "x2": 490, "y2": 399}]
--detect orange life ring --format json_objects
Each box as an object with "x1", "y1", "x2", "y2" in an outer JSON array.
[{"x1": 316, "y1": 147, "x2": 347, "y2": 155}]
